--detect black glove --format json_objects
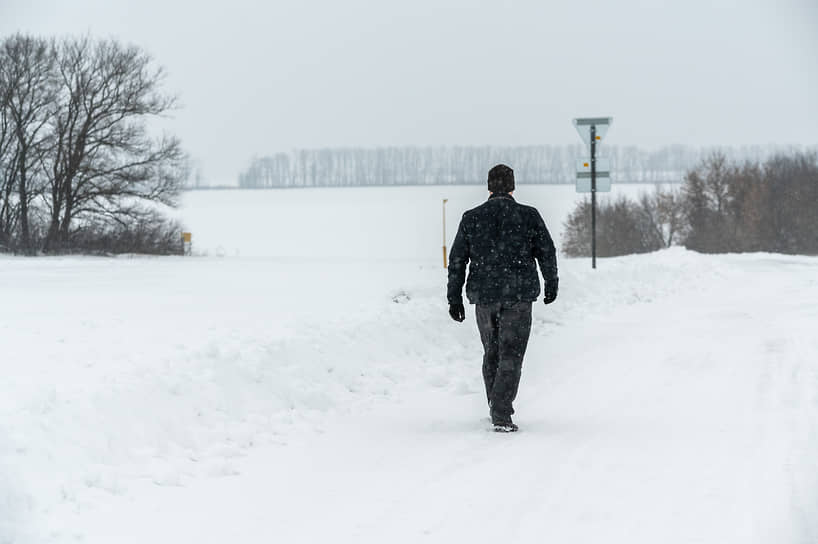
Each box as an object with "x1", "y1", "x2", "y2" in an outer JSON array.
[
  {"x1": 449, "y1": 302, "x2": 465, "y2": 322},
  {"x1": 543, "y1": 278, "x2": 559, "y2": 305}
]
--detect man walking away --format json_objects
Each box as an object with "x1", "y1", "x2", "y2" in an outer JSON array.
[{"x1": 447, "y1": 164, "x2": 558, "y2": 432}]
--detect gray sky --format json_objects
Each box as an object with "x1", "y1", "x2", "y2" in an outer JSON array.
[{"x1": 2, "y1": 0, "x2": 817, "y2": 183}]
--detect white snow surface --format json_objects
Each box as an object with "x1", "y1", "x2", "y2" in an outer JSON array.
[{"x1": 2, "y1": 185, "x2": 817, "y2": 543}]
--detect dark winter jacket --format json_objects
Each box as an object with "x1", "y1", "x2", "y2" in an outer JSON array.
[{"x1": 447, "y1": 193, "x2": 558, "y2": 305}]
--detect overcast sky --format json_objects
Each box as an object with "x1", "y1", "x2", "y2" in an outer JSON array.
[{"x1": 2, "y1": 0, "x2": 817, "y2": 183}]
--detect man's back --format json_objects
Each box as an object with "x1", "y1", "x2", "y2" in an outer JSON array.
[{"x1": 447, "y1": 193, "x2": 557, "y2": 305}]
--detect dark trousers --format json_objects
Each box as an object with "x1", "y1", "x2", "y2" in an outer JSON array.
[{"x1": 476, "y1": 301, "x2": 532, "y2": 422}]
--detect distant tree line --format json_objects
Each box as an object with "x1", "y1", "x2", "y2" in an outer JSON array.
[
  {"x1": 562, "y1": 151, "x2": 818, "y2": 257},
  {"x1": 237, "y1": 144, "x2": 806, "y2": 188},
  {"x1": 0, "y1": 34, "x2": 187, "y2": 255}
]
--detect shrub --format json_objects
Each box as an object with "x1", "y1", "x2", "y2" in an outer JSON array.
[
  {"x1": 561, "y1": 194, "x2": 666, "y2": 257},
  {"x1": 681, "y1": 152, "x2": 818, "y2": 254}
]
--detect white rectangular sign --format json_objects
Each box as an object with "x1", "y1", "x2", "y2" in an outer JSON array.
[
  {"x1": 576, "y1": 176, "x2": 612, "y2": 193},
  {"x1": 576, "y1": 157, "x2": 611, "y2": 176}
]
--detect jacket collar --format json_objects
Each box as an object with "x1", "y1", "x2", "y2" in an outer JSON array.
[{"x1": 489, "y1": 193, "x2": 515, "y2": 202}]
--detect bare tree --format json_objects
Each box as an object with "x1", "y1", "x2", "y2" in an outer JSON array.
[
  {"x1": 703, "y1": 152, "x2": 730, "y2": 215},
  {"x1": 0, "y1": 34, "x2": 56, "y2": 252},
  {"x1": 0, "y1": 34, "x2": 187, "y2": 255},
  {"x1": 682, "y1": 152, "x2": 736, "y2": 252},
  {"x1": 0, "y1": 66, "x2": 18, "y2": 249},
  {"x1": 762, "y1": 153, "x2": 818, "y2": 254},
  {"x1": 726, "y1": 161, "x2": 766, "y2": 252},
  {"x1": 655, "y1": 186, "x2": 685, "y2": 247},
  {"x1": 638, "y1": 185, "x2": 685, "y2": 248},
  {"x1": 42, "y1": 36, "x2": 186, "y2": 251}
]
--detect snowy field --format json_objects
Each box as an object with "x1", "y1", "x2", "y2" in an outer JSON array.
[
  {"x1": 178, "y1": 183, "x2": 668, "y2": 259},
  {"x1": 2, "y1": 184, "x2": 817, "y2": 544}
]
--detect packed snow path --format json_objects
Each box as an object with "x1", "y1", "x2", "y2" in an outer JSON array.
[{"x1": 2, "y1": 250, "x2": 817, "y2": 543}]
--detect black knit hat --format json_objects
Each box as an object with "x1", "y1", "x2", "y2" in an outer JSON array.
[{"x1": 487, "y1": 164, "x2": 515, "y2": 193}]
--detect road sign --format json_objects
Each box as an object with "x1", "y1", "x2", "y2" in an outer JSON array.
[
  {"x1": 576, "y1": 157, "x2": 611, "y2": 192},
  {"x1": 572, "y1": 116, "x2": 613, "y2": 270},
  {"x1": 576, "y1": 177, "x2": 611, "y2": 193},
  {"x1": 573, "y1": 117, "x2": 612, "y2": 149},
  {"x1": 576, "y1": 158, "x2": 611, "y2": 176}
]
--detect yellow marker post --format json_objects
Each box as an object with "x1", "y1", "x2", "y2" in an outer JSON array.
[
  {"x1": 181, "y1": 232, "x2": 192, "y2": 256},
  {"x1": 442, "y1": 199, "x2": 448, "y2": 268}
]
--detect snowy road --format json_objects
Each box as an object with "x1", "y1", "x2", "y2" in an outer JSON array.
[{"x1": 3, "y1": 250, "x2": 818, "y2": 543}]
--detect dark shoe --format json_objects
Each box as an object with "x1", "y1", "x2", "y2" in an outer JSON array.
[
  {"x1": 493, "y1": 422, "x2": 518, "y2": 433},
  {"x1": 491, "y1": 412, "x2": 517, "y2": 432}
]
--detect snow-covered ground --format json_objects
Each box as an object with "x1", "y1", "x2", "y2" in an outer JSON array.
[
  {"x1": 177, "y1": 183, "x2": 671, "y2": 259},
  {"x1": 2, "y1": 185, "x2": 817, "y2": 543}
]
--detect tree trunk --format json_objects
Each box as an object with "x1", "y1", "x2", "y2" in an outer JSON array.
[
  {"x1": 17, "y1": 146, "x2": 30, "y2": 252},
  {"x1": 43, "y1": 206, "x2": 61, "y2": 252},
  {"x1": 59, "y1": 194, "x2": 73, "y2": 240}
]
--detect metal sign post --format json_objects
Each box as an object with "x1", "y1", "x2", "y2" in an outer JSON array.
[
  {"x1": 573, "y1": 117, "x2": 613, "y2": 269},
  {"x1": 591, "y1": 126, "x2": 597, "y2": 269}
]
